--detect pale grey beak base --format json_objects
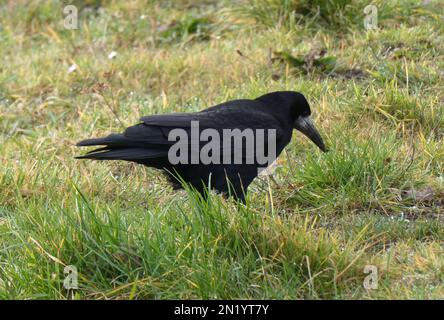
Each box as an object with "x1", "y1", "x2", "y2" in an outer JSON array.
[{"x1": 294, "y1": 116, "x2": 327, "y2": 152}]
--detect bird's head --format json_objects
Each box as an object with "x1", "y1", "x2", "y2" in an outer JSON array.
[{"x1": 257, "y1": 91, "x2": 328, "y2": 152}]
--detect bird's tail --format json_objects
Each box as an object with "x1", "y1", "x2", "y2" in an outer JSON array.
[{"x1": 75, "y1": 134, "x2": 165, "y2": 161}]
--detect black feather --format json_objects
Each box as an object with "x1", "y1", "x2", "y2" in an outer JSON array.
[{"x1": 76, "y1": 91, "x2": 326, "y2": 203}]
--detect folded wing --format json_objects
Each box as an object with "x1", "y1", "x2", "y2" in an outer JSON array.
[{"x1": 76, "y1": 100, "x2": 283, "y2": 163}]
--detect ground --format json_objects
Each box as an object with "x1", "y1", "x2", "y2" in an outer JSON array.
[{"x1": 0, "y1": 0, "x2": 443, "y2": 299}]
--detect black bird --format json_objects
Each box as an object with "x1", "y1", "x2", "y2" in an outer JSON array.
[{"x1": 76, "y1": 91, "x2": 327, "y2": 202}]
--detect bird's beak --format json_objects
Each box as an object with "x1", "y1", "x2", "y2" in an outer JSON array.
[{"x1": 294, "y1": 116, "x2": 328, "y2": 152}]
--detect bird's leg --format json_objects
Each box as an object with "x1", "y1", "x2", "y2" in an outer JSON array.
[
  {"x1": 234, "y1": 191, "x2": 246, "y2": 205},
  {"x1": 229, "y1": 182, "x2": 247, "y2": 205}
]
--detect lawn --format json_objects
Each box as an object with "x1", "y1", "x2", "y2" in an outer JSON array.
[{"x1": 0, "y1": 0, "x2": 443, "y2": 299}]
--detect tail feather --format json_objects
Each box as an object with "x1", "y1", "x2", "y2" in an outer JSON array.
[
  {"x1": 76, "y1": 134, "x2": 167, "y2": 161},
  {"x1": 75, "y1": 148, "x2": 165, "y2": 160},
  {"x1": 76, "y1": 134, "x2": 129, "y2": 147}
]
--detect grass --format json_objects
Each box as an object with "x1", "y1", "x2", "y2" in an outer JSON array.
[{"x1": 0, "y1": 0, "x2": 443, "y2": 299}]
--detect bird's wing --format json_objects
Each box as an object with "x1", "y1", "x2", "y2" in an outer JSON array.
[
  {"x1": 77, "y1": 100, "x2": 285, "y2": 162},
  {"x1": 139, "y1": 112, "x2": 201, "y2": 128},
  {"x1": 140, "y1": 99, "x2": 284, "y2": 133}
]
